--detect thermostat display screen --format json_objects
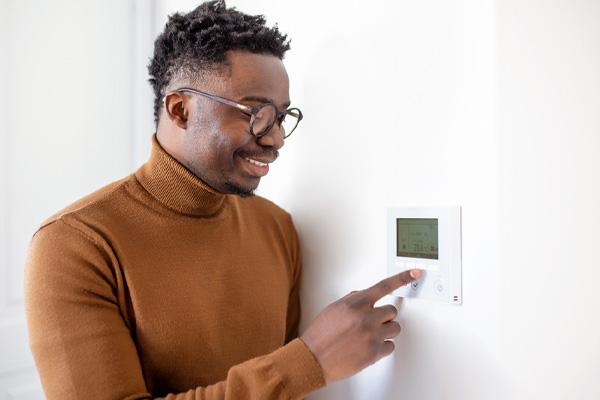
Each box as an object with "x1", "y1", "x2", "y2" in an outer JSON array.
[{"x1": 396, "y1": 218, "x2": 439, "y2": 260}]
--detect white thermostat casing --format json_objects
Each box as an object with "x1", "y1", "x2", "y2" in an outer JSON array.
[{"x1": 387, "y1": 206, "x2": 462, "y2": 305}]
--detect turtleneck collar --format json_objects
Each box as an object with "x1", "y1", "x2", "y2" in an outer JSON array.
[{"x1": 135, "y1": 134, "x2": 228, "y2": 217}]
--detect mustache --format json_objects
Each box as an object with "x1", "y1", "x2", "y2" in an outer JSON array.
[{"x1": 238, "y1": 149, "x2": 279, "y2": 161}]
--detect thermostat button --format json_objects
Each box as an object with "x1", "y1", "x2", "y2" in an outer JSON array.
[
  {"x1": 411, "y1": 281, "x2": 420, "y2": 290},
  {"x1": 434, "y1": 280, "x2": 446, "y2": 296},
  {"x1": 416, "y1": 264, "x2": 426, "y2": 270},
  {"x1": 395, "y1": 261, "x2": 405, "y2": 270},
  {"x1": 427, "y1": 264, "x2": 439, "y2": 271},
  {"x1": 405, "y1": 263, "x2": 416, "y2": 269}
]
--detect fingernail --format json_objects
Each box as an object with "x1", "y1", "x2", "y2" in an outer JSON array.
[{"x1": 410, "y1": 269, "x2": 421, "y2": 279}]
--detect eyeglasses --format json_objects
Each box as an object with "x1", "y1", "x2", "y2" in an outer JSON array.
[{"x1": 175, "y1": 88, "x2": 303, "y2": 139}]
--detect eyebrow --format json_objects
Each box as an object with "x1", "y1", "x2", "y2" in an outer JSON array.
[{"x1": 239, "y1": 95, "x2": 291, "y2": 110}]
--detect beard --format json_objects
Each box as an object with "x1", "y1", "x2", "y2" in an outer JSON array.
[{"x1": 223, "y1": 181, "x2": 256, "y2": 198}]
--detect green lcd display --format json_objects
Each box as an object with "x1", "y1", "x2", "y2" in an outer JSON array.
[{"x1": 396, "y1": 218, "x2": 439, "y2": 260}]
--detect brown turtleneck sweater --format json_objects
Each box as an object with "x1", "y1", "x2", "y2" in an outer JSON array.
[{"x1": 24, "y1": 135, "x2": 326, "y2": 399}]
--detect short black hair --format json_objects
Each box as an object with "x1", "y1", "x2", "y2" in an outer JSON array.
[{"x1": 148, "y1": 0, "x2": 291, "y2": 126}]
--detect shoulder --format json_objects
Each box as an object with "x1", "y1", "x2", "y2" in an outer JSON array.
[
  {"x1": 27, "y1": 174, "x2": 140, "y2": 283},
  {"x1": 228, "y1": 195, "x2": 299, "y2": 244},
  {"x1": 38, "y1": 173, "x2": 137, "y2": 233}
]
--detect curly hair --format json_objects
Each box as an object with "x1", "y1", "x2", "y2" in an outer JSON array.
[{"x1": 148, "y1": 0, "x2": 291, "y2": 126}]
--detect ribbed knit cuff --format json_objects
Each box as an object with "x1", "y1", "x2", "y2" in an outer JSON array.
[{"x1": 270, "y1": 338, "x2": 326, "y2": 399}]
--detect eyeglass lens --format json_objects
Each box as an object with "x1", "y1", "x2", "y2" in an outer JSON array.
[{"x1": 252, "y1": 105, "x2": 300, "y2": 138}]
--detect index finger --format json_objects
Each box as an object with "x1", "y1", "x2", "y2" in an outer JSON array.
[{"x1": 360, "y1": 269, "x2": 422, "y2": 304}]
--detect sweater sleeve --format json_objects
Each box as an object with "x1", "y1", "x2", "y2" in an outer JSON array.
[
  {"x1": 284, "y1": 215, "x2": 303, "y2": 344},
  {"x1": 24, "y1": 219, "x2": 325, "y2": 400}
]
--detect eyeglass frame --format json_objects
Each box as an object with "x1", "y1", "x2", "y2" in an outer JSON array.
[{"x1": 172, "y1": 88, "x2": 303, "y2": 139}]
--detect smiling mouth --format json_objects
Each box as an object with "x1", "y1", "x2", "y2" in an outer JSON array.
[
  {"x1": 245, "y1": 158, "x2": 268, "y2": 167},
  {"x1": 241, "y1": 156, "x2": 271, "y2": 178}
]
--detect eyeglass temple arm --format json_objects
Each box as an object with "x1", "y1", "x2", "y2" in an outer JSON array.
[
  {"x1": 176, "y1": 89, "x2": 255, "y2": 114},
  {"x1": 286, "y1": 108, "x2": 303, "y2": 121}
]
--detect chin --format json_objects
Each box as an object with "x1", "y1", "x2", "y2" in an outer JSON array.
[{"x1": 224, "y1": 182, "x2": 256, "y2": 198}]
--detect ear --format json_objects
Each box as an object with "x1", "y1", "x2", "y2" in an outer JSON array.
[{"x1": 163, "y1": 91, "x2": 190, "y2": 129}]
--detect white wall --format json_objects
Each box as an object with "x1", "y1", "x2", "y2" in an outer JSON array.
[
  {"x1": 251, "y1": 1, "x2": 506, "y2": 398},
  {"x1": 3, "y1": 0, "x2": 599, "y2": 399},
  {"x1": 221, "y1": 0, "x2": 599, "y2": 399},
  {"x1": 496, "y1": 1, "x2": 600, "y2": 398}
]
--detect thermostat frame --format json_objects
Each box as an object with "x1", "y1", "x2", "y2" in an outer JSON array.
[{"x1": 387, "y1": 206, "x2": 462, "y2": 305}]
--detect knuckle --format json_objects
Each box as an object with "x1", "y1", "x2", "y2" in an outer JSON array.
[
  {"x1": 341, "y1": 290, "x2": 358, "y2": 300},
  {"x1": 375, "y1": 280, "x2": 392, "y2": 295},
  {"x1": 346, "y1": 295, "x2": 365, "y2": 310},
  {"x1": 390, "y1": 321, "x2": 401, "y2": 335},
  {"x1": 382, "y1": 305, "x2": 398, "y2": 320},
  {"x1": 385, "y1": 340, "x2": 396, "y2": 355},
  {"x1": 338, "y1": 298, "x2": 358, "y2": 313}
]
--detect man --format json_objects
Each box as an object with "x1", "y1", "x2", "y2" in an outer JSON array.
[{"x1": 24, "y1": 1, "x2": 421, "y2": 398}]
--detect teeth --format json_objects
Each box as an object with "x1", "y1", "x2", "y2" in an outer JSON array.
[{"x1": 246, "y1": 158, "x2": 267, "y2": 167}]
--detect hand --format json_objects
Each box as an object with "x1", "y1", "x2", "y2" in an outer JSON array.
[{"x1": 300, "y1": 269, "x2": 422, "y2": 383}]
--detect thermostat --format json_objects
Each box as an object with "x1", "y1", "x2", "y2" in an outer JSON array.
[{"x1": 387, "y1": 206, "x2": 462, "y2": 304}]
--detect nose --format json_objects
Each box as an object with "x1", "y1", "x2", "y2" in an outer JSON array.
[{"x1": 256, "y1": 123, "x2": 285, "y2": 150}]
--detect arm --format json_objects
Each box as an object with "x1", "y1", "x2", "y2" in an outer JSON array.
[{"x1": 25, "y1": 219, "x2": 325, "y2": 400}]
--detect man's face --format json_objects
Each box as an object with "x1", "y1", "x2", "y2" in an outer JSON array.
[{"x1": 180, "y1": 50, "x2": 290, "y2": 197}]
